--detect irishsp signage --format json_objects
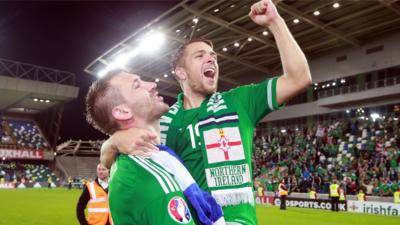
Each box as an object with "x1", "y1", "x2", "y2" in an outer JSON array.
[{"x1": 347, "y1": 200, "x2": 400, "y2": 216}]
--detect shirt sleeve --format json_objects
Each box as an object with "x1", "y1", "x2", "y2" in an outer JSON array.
[
  {"x1": 141, "y1": 194, "x2": 196, "y2": 225},
  {"x1": 227, "y1": 77, "x2": 283, "y2": 125},
  {"x1": 76, "y1": 186, "x2": 90, "y2": 225}
]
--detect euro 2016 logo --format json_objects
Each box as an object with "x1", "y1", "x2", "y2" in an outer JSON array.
[{"x1": 168, "y1": 197, "x2": 192, "y2": 224}]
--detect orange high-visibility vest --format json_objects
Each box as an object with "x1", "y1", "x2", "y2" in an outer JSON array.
[
  {"x1": 279, "y1": 183, "x2": 288, "y2": 196},
  {"x1": 86, "y1": 181, "x2": 112, "y2": 225}
]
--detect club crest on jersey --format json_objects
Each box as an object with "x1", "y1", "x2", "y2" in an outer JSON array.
[
  {"x1": 204, "y1": 127, "x2": 245, "y2": 164},
  {"x1": 168, "y1": 197, "x2": 191, "y2": 224},
  {"x1": 207, "y1": 93, "x2": 227, "y2": 113}
]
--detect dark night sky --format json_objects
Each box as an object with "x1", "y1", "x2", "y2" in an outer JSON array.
[{"x1": 0, "y1": 1, "x2": 179, "y2": 143}]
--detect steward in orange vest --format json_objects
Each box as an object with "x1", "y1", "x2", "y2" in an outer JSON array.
[
  {"x1": 278, "y1": 179, "x2": 288, "y2": 210},
  {"x1": 77, "y1": 164, "x2": 112, "y2": 225}
]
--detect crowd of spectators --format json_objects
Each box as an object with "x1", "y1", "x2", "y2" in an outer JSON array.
[
  {"x1": 253, "y1": 113, "x2": 400, "y2": 197},
  {"x1": 0, "y1": 161, "x2": 58, "y2": 183},
  {"x1": 0, "y1": 118, "x2": 48, "y2": 150}
]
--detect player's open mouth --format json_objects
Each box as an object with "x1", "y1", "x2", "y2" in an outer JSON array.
[{"x1": 203, "y1": 67, "x2": 215, "y2": 81}]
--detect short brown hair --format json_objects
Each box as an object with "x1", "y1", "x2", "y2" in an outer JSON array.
[
  {"x1": 171, "y1": 38, "x2": 213, "y2": 70},
  {"x1": 85, "y1": 69, "x2": 125, "y2": 135}
]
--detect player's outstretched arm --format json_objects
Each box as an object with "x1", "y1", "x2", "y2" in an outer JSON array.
[
  {"x1": 249, "y1": 0, "x2": 312, "y2": 105},
  {"x1": 100, "y1": 128, "x2": 159, "y2": 168}
]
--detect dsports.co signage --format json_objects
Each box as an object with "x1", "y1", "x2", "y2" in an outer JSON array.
[
  {"x1": 274, "y1": 197, "x2": 347, "y2": 211},
  {"x1": 347, "y1": 200, "x2": 400, "y2": 216},
  {"x1": 0, "y1": 149, "x2": 44, "y2": 160}
]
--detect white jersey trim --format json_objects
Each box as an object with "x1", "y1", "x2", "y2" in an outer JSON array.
[
  {"x1": 136, "y1": 156, "x2": 180, "y2": 192},
  {"x1": 129, "y1": 155, "x2": 179, "y2": 194},
  {"x1": 267, "y1": 79, "x2": 274, "y2": 111},
  {"x1": 197, "y1": 114, "x2": 239, "y2": 127}
]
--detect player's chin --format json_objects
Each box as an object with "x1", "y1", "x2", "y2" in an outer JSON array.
[
  {"x1": 206, "y1": 84, "x2": 217, "y2": 94},
  {"x1": 200, "y1": 88, "x2": 214, "y2": 96},
  {"x1": 160, "y1": 103, "x2": 170, "y2": 112}
]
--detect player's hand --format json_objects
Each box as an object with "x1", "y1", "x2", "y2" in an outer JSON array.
[
  {"x1": 100, "y1": 128, "x2": 158, "y2": 168},
  {"x1": 113, "y1": 127, "x2": 159, "y2": 156},
  {"x1": 249, "y1": 0, "x2": 280, "y2": 27}
]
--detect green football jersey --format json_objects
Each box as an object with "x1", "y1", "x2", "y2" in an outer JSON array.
[
  {"x1": 109, "y1": 154, "x2": 196, "y2": 225},
  {"x1": 160, "y1": 78, "x2": 281, "y2": 225}
]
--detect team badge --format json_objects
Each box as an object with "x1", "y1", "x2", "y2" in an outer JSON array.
[{"x1": 168, "y1": 196, "x2": 191, "y2": 224}]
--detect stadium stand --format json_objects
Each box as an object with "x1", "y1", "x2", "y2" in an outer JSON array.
[
  {"x1": 56, "y1": 156, "x2": 98, "y2": 180},
  {"x1": 1, "y1": 118, "x2": 48, "y2": 150},
  {"x1": 55, "y1": 140, "x2": 103, "y2": 181},
  {"x1": 0, "y1": 161, "x2": 58, "y2": 183},
  {"x1": 0, "y1": 58, "x2": 79, "y2": 188},
  {"x1": 254, "y1": 105, "x2": 400, "y2": 197}
]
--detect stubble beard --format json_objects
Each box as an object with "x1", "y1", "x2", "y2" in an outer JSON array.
[{"x1": 189, "y1": 80, "x2": 217, "y2": 97}]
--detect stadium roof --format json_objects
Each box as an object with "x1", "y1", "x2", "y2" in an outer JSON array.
[
  {"x1": 0, "y1": 58, "x2": 78, "y2": 114},
  {"x1": 85, "y1": 0, "x2": 400, "y2": 98}
]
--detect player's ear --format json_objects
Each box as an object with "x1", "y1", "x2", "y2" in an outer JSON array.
[
  {"x1": 112, "y1": 104, "x2": 133, "y2": 121},
  {"x1": 174, "y1": 67, "x2": 187, "y2": 81}
]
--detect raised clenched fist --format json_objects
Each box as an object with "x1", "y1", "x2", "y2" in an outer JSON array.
[{"x1": 249, "y1": 0, "x2": 281, "y2": 27}]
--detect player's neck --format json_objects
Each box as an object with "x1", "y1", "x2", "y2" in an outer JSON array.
[
  {"x1": 98, "y1": 177, "x2": 108, "y2": 183},
  {"x1": 132, "y1": 119, "x2": 161, "y2": 144},
  {"x1": 183, "y1": 91, "x2": 206, "y2": 110}
]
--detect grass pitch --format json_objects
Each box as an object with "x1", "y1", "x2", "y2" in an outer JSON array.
[
  {"x1": 0, "y1": 188, "x2": 398, "y2": 225},
  {"x1": 256, "y1": 205, "x2": 399, "y2": 225},
  {"x1": 0, "y1": 188, "x2": 80, "y2": 225}
]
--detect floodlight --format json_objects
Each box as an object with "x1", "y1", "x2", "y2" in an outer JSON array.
[
  {"x1": 113, "y1": 48, "x2": 140, "y2": 68},
  {"x1": 97, "y1": 69, "x2": 108, "y2": 78},
  {"x1": 139, "y1": 31, "x2": 165, "y2": 54}
]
